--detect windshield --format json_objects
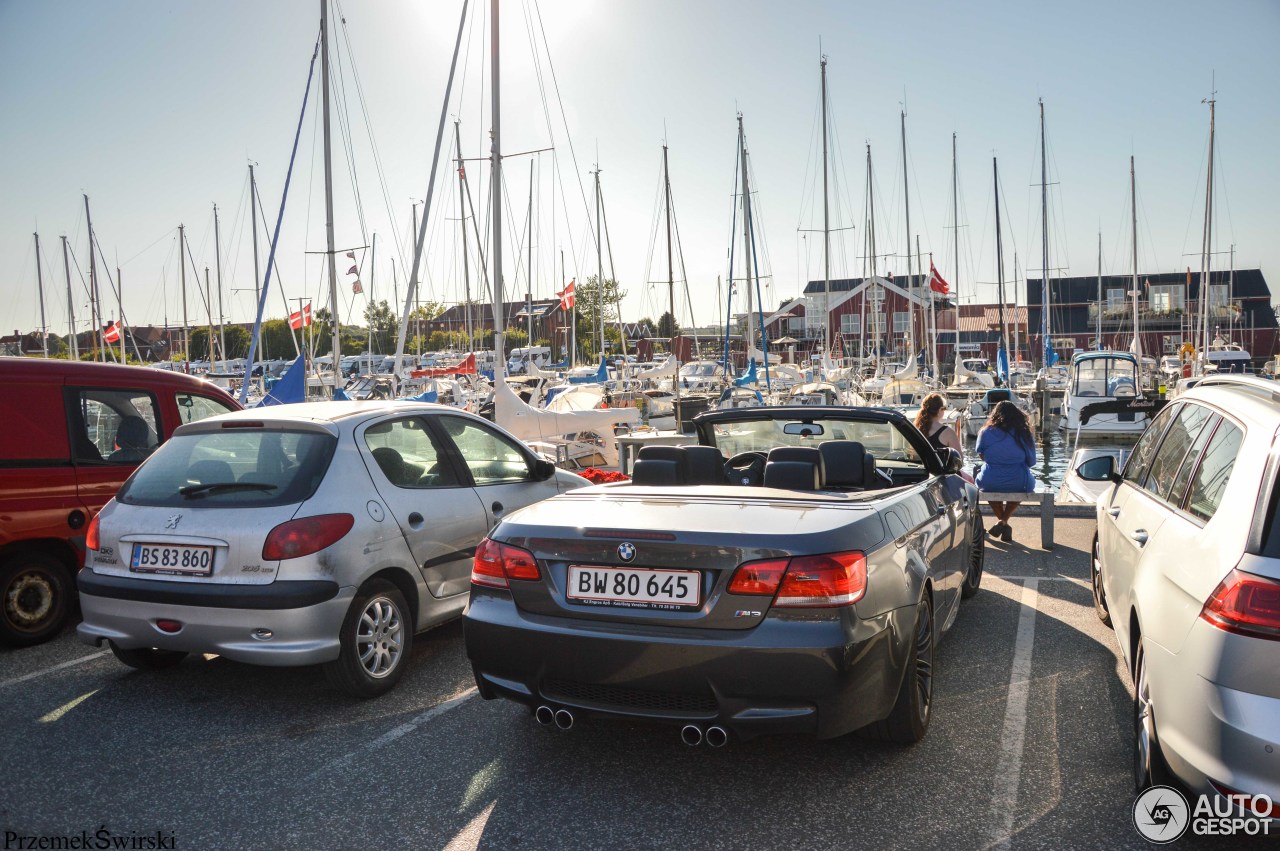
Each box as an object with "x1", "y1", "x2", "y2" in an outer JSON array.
[
  {"x1": 1073, "y1": 357, "x2": 1138, "y2": 397},
  {"x1": 118, "y1": 429, "x2": 336, "y2": 508},
  {"x1": 708, "y1": 417, "x2": 925, "y2": 467}
]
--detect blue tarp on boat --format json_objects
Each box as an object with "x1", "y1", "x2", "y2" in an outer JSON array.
[{"x1": 257, "y1": 355, "x2": 307, "y2": 407}]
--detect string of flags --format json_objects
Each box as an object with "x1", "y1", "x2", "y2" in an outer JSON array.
[{"x1": 346, "y1": 250, "x2": 362, "y2": 294}]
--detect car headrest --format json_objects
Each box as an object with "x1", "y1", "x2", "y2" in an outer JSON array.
[
  {"x1": 631, "y1": 458, "x2": 684, "y2": 486},
  {"x1": 635, "y1": 445, "x2": 690, "y2": 483},
  {"x1": 819, "y1": 440, "x2": 872, "y2": 488},
  {"x1": 681, "y1": 445, "x2": 727, "y2": 485},
  {"x1": 186, "y1": 459, "x2": 235, "y2": 486},
  {"x1": 371, "y1": 446, "x2": 407, "y2": 485},
  {"x1": 763, "y1": 460, "x2": 821, "y2": 491},
  {"x1": 766, "y1": 446, "x2": 825, "y2": 486},
  {"x1": 116, "y1": 415, "x2": 150, "y2": 449}
]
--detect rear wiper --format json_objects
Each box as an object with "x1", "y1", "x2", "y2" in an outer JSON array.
[{"x1": 179, "y1": 481, "x2": 279, "y2": 498}]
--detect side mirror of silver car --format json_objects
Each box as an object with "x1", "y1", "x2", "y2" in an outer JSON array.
[{"x1": 531, "y1": 458, "x2": 557, "y2": 481}]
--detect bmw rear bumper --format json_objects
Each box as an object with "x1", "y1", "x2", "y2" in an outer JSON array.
[{"x1": 464, "y1": 590, "x2": 915, "y2": 739}]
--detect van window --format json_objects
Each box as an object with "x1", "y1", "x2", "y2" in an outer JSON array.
[
  {"x1": 69, "y1": 388, "x2": 161, "y2": 465},
  {"x1": 176, "y1": 393, "x2": 237, "y2": 425},
  {"x1": 1143, "y1": 403, "x2": 1213, "y2": 502},
  {"x1": 1184, "y1": 422, "x2": 1243, "y2": 522}
]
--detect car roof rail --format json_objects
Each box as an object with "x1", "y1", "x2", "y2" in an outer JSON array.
[{"x1": 1192, "y1": 373, "x2": 1280, "y2": 405}]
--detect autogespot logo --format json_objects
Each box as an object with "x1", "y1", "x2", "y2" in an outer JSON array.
[{"x1": 1133, "y1": 785, "x2": 1190, "y2": 843}]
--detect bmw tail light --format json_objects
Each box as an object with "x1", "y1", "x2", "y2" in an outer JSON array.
[
  {"x1": 85, "y1": 513, "x2": 101, "y2": 552},
  {"x1": 774, "y1": 551, "x2": 867, "y2": 608},
  {"x1": 262, "y1": 514, "x2": 355, "y2": 561},
  {"x1": 1200, "y1": 568, "x2": 1280, "y2": 641},
  {"x1": 471, "y1": 537, "x2": 541, "y2": 589},
  {"x1": 727, "y1": 559, "x2": 789, "y2": 596}
]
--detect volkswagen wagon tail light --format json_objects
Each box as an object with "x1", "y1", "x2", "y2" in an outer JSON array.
[
  {"x1": 727, "y1": 551, "x2": 867, "y2": 608},
  {"x1": 1200, "y1": 568, "x2": 1280, "y2": 641},
  {"x1": 262, "y1": 514, "x2": 354, "y2": 561},
  {"x1": 472, "y1": 538, "x2": 541, "y2": 588}
]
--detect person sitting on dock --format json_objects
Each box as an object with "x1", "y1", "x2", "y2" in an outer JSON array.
[
  {"x1": 975, "y1": 401, "x2": 1037, "y2": 543},
  {"x1": 914, "y1": 392, "x2": 962, "y2": 461}
]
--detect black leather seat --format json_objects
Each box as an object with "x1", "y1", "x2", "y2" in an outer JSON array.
[
  {"x1": 681, "y1": 445, "x2": 727, "y2": 485},
  {"x1": 819, "y1": 440, "x2": 876, "y2": 489},
  {"x1": 763, "y1": 460, "x2": 820, "y2": 491},
  {"x1": 631, "y1": 458, "x2": 684, "y2": 486},
  {"x1": 766, "y1": 446, "x2": 825, "y2": 485}
]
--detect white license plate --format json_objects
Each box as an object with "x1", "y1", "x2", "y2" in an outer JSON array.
[
  {"x1": 130, "y1": 543, "x2": 214, "y2": 576},
  {"x1": 567, "y1": 565, "x2": 700, "y2": 610}
]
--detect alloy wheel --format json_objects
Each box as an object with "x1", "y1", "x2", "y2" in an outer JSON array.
[{"x1": 355, "y1": 596, "x2": 404, "y2": 679}]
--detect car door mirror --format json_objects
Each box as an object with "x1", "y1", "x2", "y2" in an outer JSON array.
[
  {"x1": 530, "y1": 458, "x2": 556, "y2": 481},
  {"x1": 1075, "y1": 455, "x2": 1115, "y2": 482},
  {"x1": 942, "y1": 448, "x2": 964, "y2": 474}
]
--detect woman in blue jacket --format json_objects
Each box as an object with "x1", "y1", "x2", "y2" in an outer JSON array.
[{"x1": 975, "y1": 401, "x2": 1037, "y2": 542}]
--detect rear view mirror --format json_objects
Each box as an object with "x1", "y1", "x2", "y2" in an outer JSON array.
[
  {"x1": 1075, "y1": 455, "x2": 1115, "y2": 482},
  {"x1": 782, "y1": 422, "x2": 825, "y2": 437}
]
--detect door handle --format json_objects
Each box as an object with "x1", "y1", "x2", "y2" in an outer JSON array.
[
  {"x1": 1129, "y1": 529, "x2": 1148, "y2": 546},
  {"x1": 1108, "y1": 507, "x2": 1121, "y2": 518},
  {"x1": 407, "y1": 512, "x2": 424, "y2": 528},
  {"x1": 491, "y1": 501, "x2": 504, "y2": 515}
]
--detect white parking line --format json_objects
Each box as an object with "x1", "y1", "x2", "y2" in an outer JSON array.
[
  {"x1": 443, "y1": 801, "x2": 497, "y2": 851},
  {"x1": 306, "y1": 687, "x2": 477, "y2": 780},
  {"x1": 988, "y1": 578, "x2": 1040, "y2": 850},
  {"x1": 0, "y1": 650, "x2": 110, "y2": 690}
]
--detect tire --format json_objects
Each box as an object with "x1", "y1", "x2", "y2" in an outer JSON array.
[
  {"x1": 0, "y1": 551, "x2": 74, "y2": 647},
  {"x1": 109, "y1": 643, "x2": 188, "y2": 670},
  {"x1": 324, "y1": 579, "x2": 413, "y2": 699},
  {"x1": 1133, "y1": 639, "x2": 1174, "y2": 791},
  {"x1": 869, "y1": 594, "x2": 935, "y2": 744},
  {"x1": 1091, "y1": 533, "x2": 1112, "y2": 628},
  {"x1": 962, "y1": 513, "x2": 985, "y2": 599}
]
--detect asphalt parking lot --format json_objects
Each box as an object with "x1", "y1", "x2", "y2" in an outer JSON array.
[{"x1": 0, "y1": 516, "x2": 1269, "y2": 850}]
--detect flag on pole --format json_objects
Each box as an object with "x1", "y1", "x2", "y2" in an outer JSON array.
[
  {"x1": 103, "y1": 321, "x2": 121, "y2": 344},
  {"x1": 928, "y1": 261, "x2": 950, "y2": 294},
  {"x1": 557, "y1": 280, "x2": 576, "y2": 311},
  {"x1": 346, "y1": 265, "x2": 358, "y2": 276},
  {"x1": 288, "y1": 304, "x2": 313, "y2": 330},
  {"x1": 351, "y1": 280, "x2": 363, "y2": 294},
  {"x1": 345, "y1": 251, "x2": 355, "y2": 260}
]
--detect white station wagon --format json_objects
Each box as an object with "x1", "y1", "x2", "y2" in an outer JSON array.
[{"x1": 78, "y1": 402, "x2": 587, "y2": 697}]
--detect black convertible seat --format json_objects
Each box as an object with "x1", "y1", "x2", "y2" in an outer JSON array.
[
  {"x1": 681, "y1": 445, "x2": 728, "y2": 485},
  {"x1": 766, "y1": 446, "x2": 825, "y2": 485},
  {"x1": 763, "y1": 460, "x2": 821, "y2": 491},
  {"x1": 634, "y1": 445, "x2": 689, "y2": 485},
  {"x1": 819, "y1": 440, "x2": 876, "y2": 489}
]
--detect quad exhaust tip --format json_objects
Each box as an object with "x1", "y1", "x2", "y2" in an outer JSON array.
[
  {"x1": 534, "y1": 705, "x2": 555, "y2": 726},
  {"x1": 705, "y1": 726, "x2": 729, "y2": 748},
  {"x1": 681, "y1": 725, "x2": 703, "y2": 746},
  {"x1": 553, "y1": 708, "x2": 575, "y2": 731}
]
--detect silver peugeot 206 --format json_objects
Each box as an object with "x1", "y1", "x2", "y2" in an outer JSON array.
[{"x1": 78, "y1": 402, "x2": 586, "y2": 697}]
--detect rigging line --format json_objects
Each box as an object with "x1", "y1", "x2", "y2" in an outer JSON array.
[
  {"x1": 117, "y1": 227, "x2": 181, "y2": 269},
  {"x1": 90, "y1": 231, "x2": 147, "y2": 362},
  {"x1": 670, "y1": 182, "x2": 702, "y2": 334},
  {"x1": 796, "y1": 84, "x2": 822, "y2": 230},
  {"x1": 640, "y1": 148, "x2": 665, "y2": 320},
  {"x1": 329, "y1": 25, "x2": 372, "y2": 261},
  {"x1": 722, "y1": 127, "x2": 741, "y2": 374}
]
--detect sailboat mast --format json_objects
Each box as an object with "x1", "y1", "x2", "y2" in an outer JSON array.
[
  {"x1": 61, "y1": 235, "x2": 78, "y2": 359},
  {"x1": 179, "y1": 224, "x2": 189, "y2": 371},
  {"x1": 994, "y1": 157, "x2": 1008, "y2": 368},
  {"x1": 594, "y1": 167, "x2": 602, "y2": 360},
  {"x1": 116, "y1": 266, "x2": 125, "y2": 362},
  {"x1": 1039, "y1": 99, "x2": 1051, "y2": 367},
  {"x1": 951, "y1": 133, "x2": 960, "y2": 373},
  {"x1": 1096, "y1": 231, "x2": 1102, "y2": 350},
  {"x1": 527, "y1": 161, "x2": 535, "y2": 349},
  {"x1": 866, "y1": 144, "x2": 879, "y2": 358},
  {"x1": 320, "y1": 0, "x2": 342, "y2": 380},
  {"x1": 1130, "y1": 156, "x2": 1142, "y2": 365},
  {"x1": 249, "y1": 165, "x2": 265, "y2": 358},
  {"x1": 455, "y1": 121, "x2": 473, "y2": 352},
  {"x1": 490, "y1": 0, "x2": 505, "y2": 373},
  {"x1": 739, "y1": 116, "x2": 756, "y2": 364},
  {"x1": 663, "y1": 142, "x2": 679, "y2": 399},
  {"x1": 820, "y1": 57, "x2": 831, "y2": 358},
  {"x1": 84, "y1": 194, "x2": 101, "y2": 361},
  {"x1": 214, "y1": 203, "x2": 226, "y2": 366},
  {"x1": 900, "y1": 109, "x2": 913, "y2": 360},
  {"x1": 34, "y1": 233, "x2": 48, "y2": 357},
  {"x1": 1197, "y1": 95, "x2": 1216, "y2": 372}
]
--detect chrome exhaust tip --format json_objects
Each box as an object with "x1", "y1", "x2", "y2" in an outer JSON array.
[
  {"x1": 553, "y1": 708, "x2": 575, "y2": 731},
  {"x1": 680, "y1": 725, "x2": 703, "y2": 746},
  {"x1": 534, "y1": 705, "x2": 555, "y2": 726},
  {"x1": 705, "y1": 726, "x2": 729, "y2": 748}
]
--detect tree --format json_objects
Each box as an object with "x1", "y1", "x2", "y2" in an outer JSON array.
[
  {"x1": 657, "y1": 312, "x2": 679, "y2": 340},
  {"x1": 362, "y1": 299, "x2": 398, "y2": 354},
  {"x1": 574, "y1": 275, "x2": 626, "y2": 356},
  {"x1": 223, "y1": 325, "x2": 251, "y2": 359},
  {"x1": 258, "y1": 319, "x2": 298, "y2": 361}
]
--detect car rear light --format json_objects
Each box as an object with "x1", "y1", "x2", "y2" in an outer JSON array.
[
  {"x1": 727, "y1": 559, "x2": 789, "y2": 596},
  {"x1": 155, "y1": 619, "x2": 183, "y2": 634},
  {"x1": 471, "y1": 537, "x2": 541, "y2": 589},
  {"x1": 1200, "y1": 568, "x2": 1280, "y2": 641},
  {"x1": 85, "y1": 513, "x2": 101, "y2": 552},
  {"x1": 261, "y1": 514, "x2": 355, "y2": 560},
  {"x1": 774, "y1": 551, "x2": 867, "y2": 608}
]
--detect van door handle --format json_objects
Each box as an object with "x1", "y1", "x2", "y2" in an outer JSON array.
[
  {"x1": 1108, "y1": 507, "x2": 1121, "y2": 518},
  {"x1": 1129, "y1": 529, "x2": 1148, "y2": 546}
]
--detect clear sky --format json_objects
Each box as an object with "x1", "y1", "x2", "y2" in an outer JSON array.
[{"x1": 3, "y1": 0, "x2": 1278, "y2": 342}]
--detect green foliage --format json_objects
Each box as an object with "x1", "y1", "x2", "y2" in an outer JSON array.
[
  {"x1": 657, "y1": 312, "x2": 679, "y2": 339},
  {"x1": 362, "y1": 299, "x2": 398, "y2": 354}
]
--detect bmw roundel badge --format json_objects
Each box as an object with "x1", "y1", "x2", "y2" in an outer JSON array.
[{"x1": 617, "y1": 542, "x2": 637, "y2": 562}]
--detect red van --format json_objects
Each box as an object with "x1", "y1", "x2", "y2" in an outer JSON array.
[{"x1": 0, "y1": 359, "x2": 241, "y2": 646}]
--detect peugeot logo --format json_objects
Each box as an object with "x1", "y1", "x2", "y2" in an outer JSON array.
[
  {"x1": 164, "y1": 514, "x2": 182, "y2": 529},
  {"x1": 617, "y1": 542, "x2": 637, "y2": 562}
]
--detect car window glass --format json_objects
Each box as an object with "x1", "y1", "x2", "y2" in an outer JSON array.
[
  {"x1": 439, "y1": 417, "x2": 530, "y2": 485},
  {"x1": 363, "y1": 418, "x2": 459, "y2": 488},
  {"x1": 1121, "y1": 404, "x2": 1177, "y2": 487},
  {"x1": 1184, "y1": 421, "x2": 1243, "y2": 522},
  {"x1": 117, "y1": 430, "x2": 335, "y2": 507},
  {"x1": 1166, "y1": 413, "x2": 1220, "y2": 509},
  {"x1": 176, "y1": 393, "x2": 237, "y2": 424},
  {"x1": 72, "y1": 389, "x2": 161, "y2": 465},
  {"x1": 1143, "y1": 403, "x2": 1213, "y2": 502}
]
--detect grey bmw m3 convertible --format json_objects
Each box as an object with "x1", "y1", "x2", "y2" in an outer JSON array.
[{"x1": 464, "y1": 406, "x2": 984, "y2": 745}]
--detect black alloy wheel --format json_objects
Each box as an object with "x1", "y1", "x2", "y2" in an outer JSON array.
[
  {"x1": 1091, "y1": 533, "x2": 1112, "y2": 628},
  {"x1": 868, "y1": 594, "x2": 935, "y2": 744},
  {"x1": 1133, "y1": 638, "x2": 1173, "y2": 791},
  {"x1": 962, "y1": 513, "x2": 985, "y2": 599}
]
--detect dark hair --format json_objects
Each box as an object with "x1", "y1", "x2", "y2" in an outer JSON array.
[
  {"x1": 914, "y1": 392, "x2": 946, "y2": 432},
  {"x1": 985, "y1": 400, "x2": 1034, "y2": 448}
]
